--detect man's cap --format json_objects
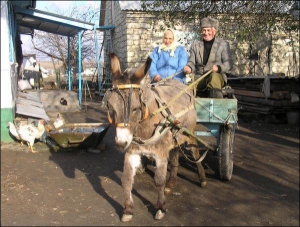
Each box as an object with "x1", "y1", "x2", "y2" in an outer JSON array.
[{"x1": 200, "y1": 17, "x2": 219, "y2": 30}]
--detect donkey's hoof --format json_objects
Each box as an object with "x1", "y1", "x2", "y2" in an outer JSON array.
[
  {"x1": 166, "y1": 180, "x2": 175, "y2": 189},
  {"x1": 200, "y1": 180, "x2": 207, "y2": 188},
  {"x1": 121, "y1": 214, "x2": 133, "y2": 222},
  {"x1": 164, "y1": 187, "x2": 172, "y2": 194},
  {"x1": 155, "y1": 209, "x2": 166, "y2": 220},
  {"x1": 136, "y1": 167, "x2": 145, "y2": 175}
]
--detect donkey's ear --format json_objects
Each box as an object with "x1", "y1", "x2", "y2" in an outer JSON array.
[
  {"x1": 131, "y1": 57, "x2": 152, "y2": 83},
  {"x1": 110, "y1": 53, "x2": 122, "y2": 79}
]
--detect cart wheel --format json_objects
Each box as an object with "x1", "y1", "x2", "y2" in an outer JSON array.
[{"x1": 218, "y1": 123, "x2": 234, "y2": 181}]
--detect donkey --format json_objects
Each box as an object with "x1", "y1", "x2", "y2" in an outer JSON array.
[{"x1": 103, "y1": 53, "x2": 207, "y2": 222}]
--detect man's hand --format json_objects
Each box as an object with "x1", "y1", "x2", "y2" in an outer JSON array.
[
  {"x1": 183, "y1": 66, "x2": 192, "y2": 74},
  {"x1": 212, "y1": 65, "x2": 218, "y2": 72},
  {"x1": 153, "y1": 75, "x2": 162, "y2": 82}
]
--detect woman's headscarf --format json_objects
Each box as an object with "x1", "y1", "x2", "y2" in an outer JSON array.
[{"x1": 157, "y1": 28, "x2": 181, "y2": 57}]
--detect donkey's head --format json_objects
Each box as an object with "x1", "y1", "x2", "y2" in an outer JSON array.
[
  {"x1": 104, "y1": 53, "x2": 152, "y2": 150},
  {"x1": 109, "y1": 53, "x2": 152, "y2": 86}
]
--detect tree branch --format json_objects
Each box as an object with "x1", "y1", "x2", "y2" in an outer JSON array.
[{"x1": 31, "y1": 40, "x2": 63, "y2": 61}]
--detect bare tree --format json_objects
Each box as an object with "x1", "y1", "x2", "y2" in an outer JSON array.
[
  {"x1": 32, "y1": 4, "x2": 100, "y2": 73},
  {"x1": 141, "y1": 0, "x2": 299, "y2": 44}
]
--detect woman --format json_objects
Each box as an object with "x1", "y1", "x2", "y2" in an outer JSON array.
[{"x1": 149, "y1": 29, "x2": 188, "y2": 84}]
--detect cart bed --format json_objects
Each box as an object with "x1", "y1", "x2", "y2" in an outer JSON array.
[{"x1": 195, "y1": 98, "x2": 238, "y2": 124}]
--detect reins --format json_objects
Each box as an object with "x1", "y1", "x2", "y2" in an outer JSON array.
[
  {"x1": 160, "y1": 70, "x2": 184, "y2": 82},
  {"x1": 132, "y1": 92, "x2": 194, "y2": 145},
  {"x1": 151, "y1": 70, "x2": 213, "y2": 117}
]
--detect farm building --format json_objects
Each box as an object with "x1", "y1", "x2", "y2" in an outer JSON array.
[
  {"x1": 1, "y1": 0, "x2": 97, "y2": 142},
  {"x1": 22, "y1": 55, "x2": 49, "y2": 78},
  {"x1": 1, "y1": 1, "x2": 299, "y2": 142},
  {"x1": 99, "y1": 1, "x2": 299, "y2": 78},
  {"x1": 99, "y1": 1, "x2": 299, "y2": 122}
]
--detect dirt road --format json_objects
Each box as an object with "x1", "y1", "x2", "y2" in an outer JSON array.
[{"x1": 1, "y1": 120, "x2": 299, "y2": 226}]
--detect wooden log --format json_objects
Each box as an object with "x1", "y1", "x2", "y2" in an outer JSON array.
[
  {"x1": 269, "y1": 91, "x2": 289, "y2": 100},
  {"x1": 235, "y1": 95, "x2": 298, "y2": 107}
]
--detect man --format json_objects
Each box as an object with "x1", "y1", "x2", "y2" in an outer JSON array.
[
  {"x1": 183, "y1": 17, "x2": 233, "y2": 98},
  {"x1": 32, "y1": 61, "x2": 41, "y2": 90}
]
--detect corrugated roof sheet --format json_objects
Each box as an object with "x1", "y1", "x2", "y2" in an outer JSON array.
[
  {"x1": 14, "y1": 6, "x2": 94, "y2": 37},
  {"x1": 16, "y1": 91, "x2": 50, "y2": 121}
]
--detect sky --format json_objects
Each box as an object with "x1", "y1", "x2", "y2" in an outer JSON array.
[
  {"x1": 36, "y1": 1, "x2": 99, "y2": 13},
  {"x1": 21, "y1": 1, "x2": 100, "y2": 58}
]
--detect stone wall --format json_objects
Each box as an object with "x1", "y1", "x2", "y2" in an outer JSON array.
[{"x1": 103, "y1": 2, "x2": 299, "y2": 79}]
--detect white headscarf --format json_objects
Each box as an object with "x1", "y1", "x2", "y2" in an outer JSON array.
[{"x1": 157, "y1": 28, "x2": 181, "y2": 57}]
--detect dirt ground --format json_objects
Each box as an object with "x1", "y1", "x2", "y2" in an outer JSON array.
[{"x1": 1, "y1": 103, "x2": 299, "y2": 226}]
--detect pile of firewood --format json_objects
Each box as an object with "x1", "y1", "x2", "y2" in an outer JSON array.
[{"x1": 227, "y1": 76, "x2": 299, "y2": 116}]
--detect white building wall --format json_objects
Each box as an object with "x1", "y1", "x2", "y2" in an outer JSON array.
[{"x1": 1, "y1": 2, "x2": 13, "y2": 109}]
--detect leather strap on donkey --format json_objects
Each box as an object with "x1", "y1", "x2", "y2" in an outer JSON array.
[
  {"x1": 151, "y1": 70, "x2": 212, "y2": 117},
  {"x1": 132, "y1": 92, "x2": 193, "y2": 145},
  {"x1": 147, "y1": 70, "x2": 216, "y2": 152},
  {"x1": 132, "y1": 88, "x2": 216, "y2": 152},
  {"x1": 132, "y1": 88, "x2": 215, "y2": 164}
]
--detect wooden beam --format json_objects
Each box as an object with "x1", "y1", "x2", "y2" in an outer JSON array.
[{"x1": 234, "y1": 89, "x2": 265, "y2": 98}]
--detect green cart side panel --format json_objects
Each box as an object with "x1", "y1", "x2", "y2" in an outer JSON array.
[{"x1": 195, "y1": 98, "x2": 238, "y2": 124}]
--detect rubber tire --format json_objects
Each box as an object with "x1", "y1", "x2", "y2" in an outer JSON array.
[{"x1": 218, "y1": 124, "x2": 234, "y2": 181}]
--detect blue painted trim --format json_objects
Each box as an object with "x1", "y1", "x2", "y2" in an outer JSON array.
[
  {"x1": 68, "y1": 36, "x2": 71, "y2": 90},
  {"x1": 14, "y1": 6, "x2": 94, "y2": 30},
  {"x1": 16, "y1": 23, "x2": 83, "y2": 37},
  {"x1": 7, "y1": 3, "x2": 15, "y2": 62},
  {"x1": 94, "y1": 28, "x2": 102, "y2": 96},
  {"x1": 78, "y1": 31, "x2": 82, "y2": 106}
]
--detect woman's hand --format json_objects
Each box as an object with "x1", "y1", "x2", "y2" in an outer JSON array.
[
  {"x1": 183, "y1": 66, "x2": 192, "y2": 74},
  {"x1": 153, "y1": 75, "x2": 162, "y2": 82}
]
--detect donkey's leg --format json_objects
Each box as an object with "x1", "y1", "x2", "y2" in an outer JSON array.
[
  {"x1": 166, "y1": 147, "x2": 180, "y2": 191},
  {"x1": 121, "y1": 153, "x2": 141, "y2": 222},
  {"x1": 154, "y1": 157, "x2": 168, "y2": 220},
  {"x1": 191, "y1": 148, "x2": 207, "y2": 188}
]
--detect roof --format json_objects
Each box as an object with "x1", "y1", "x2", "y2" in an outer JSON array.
[
  {"x1": 14, "y1": 6, "x2": 95, "y2": 37},
  {"x1": 99, "y1": 1, "x2": 153, "y2": 26},
  {"x1": 11, "y1": 0, "x2": 36, "y2": 9},
  {"x1": 16, "y1": 91, "x2": 50, "y2": 121},
  {"x1": 119, "y1": 1, "x2": 143, "y2": 11}
]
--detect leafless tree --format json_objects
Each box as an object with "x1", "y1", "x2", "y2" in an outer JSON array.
[
  {"x1": 31, "y1": 4, "x2": 100, "y2": 73},
  {"x1": 141, "y1": 0, "x2": 299, "y2": 44}
]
